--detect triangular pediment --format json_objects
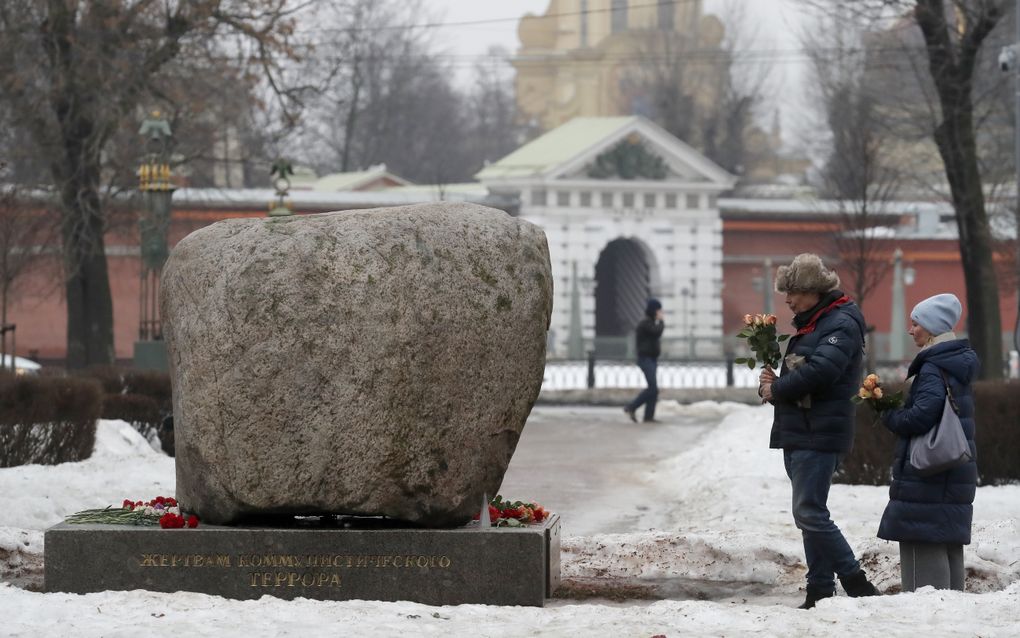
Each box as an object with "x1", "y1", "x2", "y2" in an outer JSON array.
[
  {"x1": 549, "y1": 119, "x2": 733, "y2": 187},
  {"x1": 476, "y1": 116, "x2": 735, "y2": 189},
  {"x1": 558, "y1": 136, "x2": 709, "y2": 183}
]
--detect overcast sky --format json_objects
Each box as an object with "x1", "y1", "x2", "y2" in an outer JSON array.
[{"x1": 426, "y1": 0, "x2": 813, "y2": 146}]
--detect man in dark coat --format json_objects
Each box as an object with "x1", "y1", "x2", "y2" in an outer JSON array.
[
  {"x1": 759, "y1": 253, "x2": 880, "y2": 609},
  {"x1": 624, "y1": 298, "x2": 664, "y2": 423},
  {"x1": 879, "y1": 293, "x2": 978, "y2": 592}
]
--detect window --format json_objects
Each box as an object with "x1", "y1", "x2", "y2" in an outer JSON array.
[
  {"x1": 686, "y1": 194, "x2": 700, "y2": 209},
  {"x1": 611, "y1": 0, "x2": 627, "y2": 33},
  {"x1": 622, "y1": 192, "x2": 635, "y2": 207},
  {"x1": 580, "y1": 0, "x2": 589, "y2": 46},
  {"x1": 532, "y1": 190, "x2": 547, "y2": 206},
  {"x1": 665, "y1": 193, "x2": 677, "y2": 208},
  {"x1": 658, "y1": 0, "x2": 673, "y2": 30},
  {"x1": 643, "y1": 193, "x2": 656, "y2": 208},
  {"x1": 579, "y1": 191, "x2": 592, "y2": 207},
  {"x1": 557, "y1": 191, "x2": 571, "y2": 206},
  {"x1": 707, "y1": 194, "x2": 718, "y2": 208},
  {"x1": 601, "y1": 192, "x2": 614, "y2": 207}
]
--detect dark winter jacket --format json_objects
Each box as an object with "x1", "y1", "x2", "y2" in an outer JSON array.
[
  {"x1": 877, "y1": 339, "x2": 979, "y2": 545},
  {"x1": 635, "y1": 317, "x2": 664, "y2": 359},
  {"x1": 769, "y1": 292, "x2": 866, "y2": 453}
]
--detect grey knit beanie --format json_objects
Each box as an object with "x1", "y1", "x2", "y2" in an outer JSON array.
[
  {"x1": 774, "y1": 254, "x2": 840, "y2": 294},
  {"x1": 911, "y1": 293, "x2": 962, "y2": 335}
]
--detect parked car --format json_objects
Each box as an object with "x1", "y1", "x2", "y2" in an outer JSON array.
[{"x1": 1, "y1": 354, "x2": 41, "y2": 375}]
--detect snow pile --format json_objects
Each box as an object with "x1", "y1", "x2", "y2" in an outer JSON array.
[
  {"x1": 1, "y1": 409, "x2": 1019, "y2": 637},
  {"x1": 563, "y1": 406, "x2": 1020, "y2": 596}
]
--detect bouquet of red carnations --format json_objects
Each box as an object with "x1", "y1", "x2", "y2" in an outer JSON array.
[
  {"x1": 473, "y1": 495, "x2": 548, "y2": 528},
  {"x1": 65, "y1": 496, "x2": 199, "y2": 529}
]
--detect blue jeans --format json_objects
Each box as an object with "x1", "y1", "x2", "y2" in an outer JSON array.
[
  {"x1": 783, "y1": 449, "x2": 861, "y2": 590},
  {"x1": 626, "y1": 356, "x2": 658, "y2": 421}
]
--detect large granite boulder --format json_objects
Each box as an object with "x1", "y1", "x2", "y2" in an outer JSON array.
[{"x1": 161, "y1": 202, "x2": 552, "y2": 527}]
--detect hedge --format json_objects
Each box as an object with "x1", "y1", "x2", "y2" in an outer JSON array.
[
  {"x1": 0, "y1": 375, "x2": 102, "y2": 467},
  {"x1": 835, "y1": 381, "x2": 1020, "y2": 485},
  {"x1": 77, "y1": 366, "x2": 174, "y2": 456}
]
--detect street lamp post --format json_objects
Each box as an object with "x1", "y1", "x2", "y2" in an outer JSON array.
[
  {"x1": 568, "y1": 261, "x2": 584, "y2": 359},
  {"x1": 269, "y1": 158, "x2": 294, "y2": 217},
  {"x1": 890, "y1": 249, "x2": 906, "y2": 362},
  {"x1": 681, "y1": 287, "x2": 694, "y2": 359},
  {"x1": 890, "y1": 248, "x2": 915, "y2": 364},
  {"x1": 134, "y1": 111, "x2": 174, "y2": 371}
]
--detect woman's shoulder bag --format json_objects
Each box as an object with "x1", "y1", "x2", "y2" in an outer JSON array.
[{"x1": 908, "y1": 368, "x2": 973, "y2": 477}]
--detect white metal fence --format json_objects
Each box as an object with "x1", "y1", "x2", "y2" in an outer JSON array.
[{"x1": 542, "y1": 361, "x2": 761, "y2": 391}]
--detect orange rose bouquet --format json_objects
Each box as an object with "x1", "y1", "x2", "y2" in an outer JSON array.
[
  {"x1": 735, "y1": 313, "x2": 789, "y2": 370},
  {"x1": 851, "y1": 373, "x2": 904, "y2": 412}
]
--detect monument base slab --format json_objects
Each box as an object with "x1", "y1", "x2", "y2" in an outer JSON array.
[{"x1": 45, "y1": 515, "x2": 560, "y2": 607}]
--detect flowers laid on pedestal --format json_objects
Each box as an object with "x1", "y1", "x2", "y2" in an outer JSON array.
[
  {"x1": 851, "y1": 373, "x2": 904, "y2": 412},
  {"x1": 473, "y1": 495, "x2": 548, "y2": 527},
  {"x1": 735, "y1": 313, "x2": 789, "y2": 370},
  {"x1": 65, "y1": 496, "x2": 199, "y2": 529}
]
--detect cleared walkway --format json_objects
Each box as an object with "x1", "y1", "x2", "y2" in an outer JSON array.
[{"x1": 500, "y1": 405, "x2": 721, "y2": 537}]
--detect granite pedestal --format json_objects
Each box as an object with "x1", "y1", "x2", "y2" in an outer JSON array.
[{"x1": 45, "y1": 515, "x2": 560, "y2": 606}]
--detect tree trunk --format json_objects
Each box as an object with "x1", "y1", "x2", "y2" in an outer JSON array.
[
  {"x1": 57, "y1": 168, "x2": 114, "y2": 370},
  {"x1": 341, "y1": 60, "x2": 363, "y2": 173},
  {"x1": 933, "y1": 107, "x2": 1004, "y2": 379}
]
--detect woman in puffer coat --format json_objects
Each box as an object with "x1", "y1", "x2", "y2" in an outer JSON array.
[{"x1": 879, "y1": 293, "x2": 979, "y2": 592}]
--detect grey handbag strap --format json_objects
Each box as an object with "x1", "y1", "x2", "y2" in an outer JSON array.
[{"x1": 938, "y1": 368, "x2": 960, "y2": 416}]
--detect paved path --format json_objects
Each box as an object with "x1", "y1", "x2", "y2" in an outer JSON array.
[{"x1": 499, "y1": 406, "x2": 721, "y2": 537}]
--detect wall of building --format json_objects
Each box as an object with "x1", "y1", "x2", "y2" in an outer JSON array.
[{"x1": 10, "y1": 198, "x2": 1018, "y2": 366}]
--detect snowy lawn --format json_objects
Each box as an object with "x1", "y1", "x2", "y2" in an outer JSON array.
[{"x1": 1, "y1": 406, "x2": 1018, "y2": 637}]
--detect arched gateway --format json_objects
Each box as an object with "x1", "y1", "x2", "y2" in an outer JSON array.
[
  {"x1": 476, "y1": 116, "x2": 735, "y2": 359},
  {"x1": 594, "y1": 238, "x2": 659, "y2": 357}
]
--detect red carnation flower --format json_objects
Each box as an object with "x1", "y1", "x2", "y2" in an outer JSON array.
[
  {"x1": 159, "y1": 513, "x2": 184, "y2": 529},
  {"x1": 186, "y1": 515, "x2": 199, "y2": 528},
  {"x1": 122, "y1": 499, "x2": 135, "y2": 510}
]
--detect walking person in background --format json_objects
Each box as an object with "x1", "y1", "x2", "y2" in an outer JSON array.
[
  {"x1": 624, "y1": 298, "x2": 664, "y2": 423},
  {"x1": 878, "y1": 293, "x2": 978, "y2": 592},
  {"x1": 758, "y1": 254, "x2": 881, "y2": 609}
]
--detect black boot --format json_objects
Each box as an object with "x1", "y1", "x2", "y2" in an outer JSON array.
[
  {"x1": 798, "y1": 584, "x2": 834, "y2": 609},
  {"x1": 840, "y1": 569, "x2": 881, "y2": 597}
]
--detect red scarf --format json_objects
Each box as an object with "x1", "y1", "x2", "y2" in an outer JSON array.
[{"x1": 795, "y1": 295, "x2": 851, "y2": 335}]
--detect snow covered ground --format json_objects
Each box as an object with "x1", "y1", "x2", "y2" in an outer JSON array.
[{"x1": 1, "y1": 405, "x2": 1018, "y2": 637}]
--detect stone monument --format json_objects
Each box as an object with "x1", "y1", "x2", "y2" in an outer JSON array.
[{"x1": 45, "y1": 202, "x2": 560, "y2": 606}]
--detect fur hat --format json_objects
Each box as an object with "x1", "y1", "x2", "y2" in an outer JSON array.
[
  {"x1": 774, "y1": 254, "x2": 840, "y2": 294},
  {"x1": 911, "y1": 293, "x2": 962, "y2": 335},
  {"x1": 645, "y1": 298, "x2": 662, "y2": 317}
]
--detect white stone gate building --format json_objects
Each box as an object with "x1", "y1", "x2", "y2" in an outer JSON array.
[{"x1": 477, "y1": 117, "x2": 736, "y2": 359}]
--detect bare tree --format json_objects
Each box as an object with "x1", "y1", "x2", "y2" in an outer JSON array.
[
  {"x1": 626, "y1": 2, "x2": 774, "y2": 178},
  {"x1": 0, "y1": 186, "x2": 56, "y2": 369},
  {"x1": 465, "y1": 47, "x2": 526, "y2": 172},
  {"x1": 802, "y1": 9, "x2": 899, "y2": 312},
  {"x1": 296, "y1": 0, "x2": 514, "y2": 184},
  {"x1": 813, "y1": 0, "x2": 1011, "y2": 378},
  {"x1": 0, "y1": 1, "x2": 303, "y2": 368}
]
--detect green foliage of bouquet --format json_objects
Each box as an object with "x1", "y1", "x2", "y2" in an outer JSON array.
[
  {"x1": 735, "y1": 313, "x2": 790, "y2": 370},
  {"x1": 850, "y1": 373, "x2": 904, "y2": 412}
]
